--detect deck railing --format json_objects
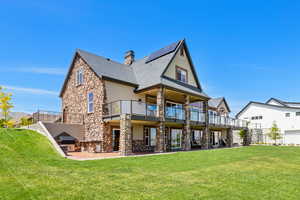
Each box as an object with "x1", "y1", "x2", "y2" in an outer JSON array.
[
  {"x1": 165, "y1": 106, "x2": 185, "y2": 120},
  {"x1": 103, "y1": 100, "x2": 249, "y2": 128},
  {"x1": 103, "y1": 100, "x2": 157, "y2": 118},
  {"x1": 32, "y1": 110, "x2": 83, "y2": 124}
]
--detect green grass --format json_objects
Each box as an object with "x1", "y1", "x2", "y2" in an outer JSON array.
[{"x1": 1, "y1": 129, "x2": 300, "y2": 200}]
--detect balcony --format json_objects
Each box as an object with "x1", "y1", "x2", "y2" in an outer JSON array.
[
  {"x1": 103, "y1": 100, "x2": 159, "y2": 121},
  {"x1": 103, "y1": 100, "x2": 248, "y2": 128}
]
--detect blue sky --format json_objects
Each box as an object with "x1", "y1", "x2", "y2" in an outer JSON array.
[{"x1": 1, "y1": 1, "x2": 300, "y2": 115}]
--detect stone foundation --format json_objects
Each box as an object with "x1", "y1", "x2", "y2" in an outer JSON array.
[{"x1": 132, "y1": 140, "x2": 154, "y2": 152}]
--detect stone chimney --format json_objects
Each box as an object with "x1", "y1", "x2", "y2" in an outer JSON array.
[{"x1": 124, "y1": 50, "x2": 135, "y2": 65}]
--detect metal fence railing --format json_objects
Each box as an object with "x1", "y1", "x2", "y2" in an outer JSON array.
[
  {"x1": 103, "y1": 100, "x2": 250, "y2": 128},
  {"x1": 32, "y1": 110, "x2": 83, "y2": 124}
]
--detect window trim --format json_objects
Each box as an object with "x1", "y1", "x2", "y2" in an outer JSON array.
[
  {"x1": 87, "y1": 92, "x2": 94, "y2": 113},
  {"x1": 285, "y1": 113, "x2": 290, "y2": 117},
  {"x1": 175, "y1": 66, "x2": 188, "y2": 83},
  {"x1": 144, "y1": 126, "x2": 157, "y2": 146},
  {"x1": 76, "y1": 68, "x2": 84, "y2": 86}
]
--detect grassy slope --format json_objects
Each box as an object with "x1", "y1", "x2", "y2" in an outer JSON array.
[{"x1": 1, "y1": 129, "x2": 300, "y2": 200}]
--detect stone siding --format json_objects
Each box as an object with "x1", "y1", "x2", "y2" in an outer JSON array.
[
  {"x1": 132, "y1": 140, "x2": 154, "y2": 152},
  {"x1": 61, "y1": 55, "x2": 107, "y2": 151}
]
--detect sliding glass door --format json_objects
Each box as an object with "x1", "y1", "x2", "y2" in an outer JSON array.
[{"x1": 171, "y1": 129, "x2": 182, "y2": 150}]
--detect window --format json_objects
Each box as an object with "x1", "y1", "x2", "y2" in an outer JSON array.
[
  {"x1": 191, "y1": 130, "x2": 202, "y2": 146},
  {"x1": 251, "y1": 116, "x2": 263, "y2": 120},
  {"x1": 76, "y1": 68, "x2": 83, "y2": 85},
  {"x1": 285, "y1": 113, "x2": 290, "y2": 117},
  {"x1": 296, "y1": 112, "x2": 300, "y2": 116},
  {"x1": 87, "y1": 92, "x2": 94, "y2": 113},
  {"x1": 144, "y1": 127, "x2": 156, "y2": 146},
  {"x1": 176, "y1": 66, "x2": 187, "y2": 83}
]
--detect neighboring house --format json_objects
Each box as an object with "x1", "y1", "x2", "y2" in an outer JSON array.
[
  {"x1": 236, "y1": 98, "x2": 300, "y2": 144},
  {"x1": 208, "y1": 97, "x2": 230, "y2": 117},
  {"x1": 59, "y1": 39, "x2": 248, "y2": 155}
]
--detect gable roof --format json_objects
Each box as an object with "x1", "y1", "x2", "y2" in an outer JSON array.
[
  {"x1": 236, "y1": 99, "x2": 300, "y2": 118},
  {"x1": 266, "y1": 98, "x2": 300, "y2": 108},
  {"x1": 265, "y1": 98, "x2": 287, "y2": 106},
  {"x1": 60, "y1": 39, "x2": 209, "y2": 99},
  {"x1": 208, "y1": 97, "x2": 231, "y2": 112}
]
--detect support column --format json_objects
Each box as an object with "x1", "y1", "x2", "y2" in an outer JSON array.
[
  {"x1": 182, "y1": 95, "x2": 191, "y2": 151},
  {"x1": 156, "y1": 86, "x2": 166, "y2": 152},
  {"x1": 226, "y1": 128, "x2": 233, "y2": 147},
  {"x1": 120, "y1": 114, "x2": 132, "y2": 156},
  {"x1": 202, "y1": 100, "x2": 210, "y2": 149}
]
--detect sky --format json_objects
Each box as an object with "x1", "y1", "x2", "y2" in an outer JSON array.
[{"x1": 1, "y1": 0, "x2": 300, "y2": 115}]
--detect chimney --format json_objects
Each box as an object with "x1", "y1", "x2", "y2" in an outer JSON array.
[{"x1": 124, "y1": 50, "x2": 135, "y2": 65}]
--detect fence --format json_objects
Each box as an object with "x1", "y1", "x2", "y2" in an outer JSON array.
[{"x1": 32, "y1": 110, "x2": 83, "y2": 124}]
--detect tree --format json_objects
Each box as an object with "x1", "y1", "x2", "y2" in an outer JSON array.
[
  {"x1": 20, "y1": 117, "x2": 33, "y2": 126},
  {"x1": 267, "y1": 122, "x2": 282, "y2": 145},
  {"x1": 238, "y1": 129, "x2": 249, "y2": 146},
  {"x1": 0, "y1": 86, "x2": 14, "y2": 128}
]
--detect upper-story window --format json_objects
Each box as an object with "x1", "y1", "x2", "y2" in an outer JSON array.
[
  {"x1": 87, "y1": 92, "x2": 94, "y2": 113},
  {"x1": 285, "y1": 113, "x2": 290, "y2": 117},
  {"x1": 251, "y1": 116, "x2": 263, "y2": 120},
  {"x1": 76, "y1": 68, "x2": 84, "y2": 86},
  {"x1": 176, "y1": 66, "x2": 187, "y2": 83}
]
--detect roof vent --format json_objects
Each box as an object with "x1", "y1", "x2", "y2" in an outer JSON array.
[{"x1": 124, "y1": 50, "x2": 135, "y2": 65}]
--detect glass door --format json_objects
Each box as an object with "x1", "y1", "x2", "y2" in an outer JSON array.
[
  {"x1": 112, "y1": 129, "x2": 120, "y2": 151},
  {"x1": 171, "y1": 129, "x2": 182, "y2": 150}
]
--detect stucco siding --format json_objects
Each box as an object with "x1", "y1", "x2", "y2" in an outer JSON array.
[
  {"x1": 163, "y1": 47, "x2": 197, "y2": 87},
  {"x1": 133, "y1": 125, "x2": 144, "y2": 140},
  {"x1": 105, "y1": 80, "x2": 145, "y2": 103}
]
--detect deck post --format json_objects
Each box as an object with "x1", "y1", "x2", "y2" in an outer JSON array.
[
  {"x1": 156, "y1": 86, "x2": 166, "y2": 152},
  {"x1": 182, "y1": 95, "x2": 191, "y2": 151},
  {"x1": 202, "y1": 100, "x2": 210, "y2": 149},
  {"x1": 119, "y1": 114, "x2": 132, "y2": 156}
]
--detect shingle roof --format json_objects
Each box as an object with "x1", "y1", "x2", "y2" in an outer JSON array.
[
  {"x1": 43, "y1": 122, "x2": 85, "y2": 141},
  {"x1": 77, "y1": 49, "x2": 138, "y2": 85},
  {"x1": 60, "y1": 39, "x2": 209, "y2": 99},
  {"x1": 208, "y1": 97, "x2": 223, "y2": 108}
]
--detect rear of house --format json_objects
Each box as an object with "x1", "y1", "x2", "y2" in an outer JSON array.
[{"x1": 56, "y1": 39, "x2": 249, "y2": 155}]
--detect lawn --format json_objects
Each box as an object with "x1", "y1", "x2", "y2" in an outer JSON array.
[{"x1": 1, "y1": 129, "x2": 300, "y2": 200}]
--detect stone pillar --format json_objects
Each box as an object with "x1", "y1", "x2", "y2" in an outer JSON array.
[
  {"x1": 226, "y1": 128, "x2": 233, "y2": 147},
  {"x1": 182, "y1": 95, "x2": 191, "y2": 151},
  {"x1": 156, "y1": 86, "x2": 166, "y2": 152},
  {"x1": 120, "y1": 114, "x2": 132, "y2": 156},
  {"x1": 202, "y1": 100, "x2": 210, "y2": 149}
]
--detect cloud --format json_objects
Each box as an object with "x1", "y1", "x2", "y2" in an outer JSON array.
[
  {"x1": 0, "y1": 66, "x2": 67, "y2": 75},
  {"x1": 1, "y1": 85, "x2": 58, "y2": 96},
  {"x1": 13, "y1": 67, "x2": 67, "y2": 75}
]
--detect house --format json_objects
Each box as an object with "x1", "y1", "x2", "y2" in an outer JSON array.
[
  {"x1": 236, "y1": 98, "x2": 300, "y2": 144},
  {"x1": 59, "y1": 39, "x2": 248, "y2": 155}
]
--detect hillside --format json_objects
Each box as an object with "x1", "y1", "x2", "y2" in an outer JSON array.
[
  {"x1": 0, "y1": 112, "x2": 30, "y2": 121},
  {"x1": 1, "y1": 129, "x2": 300, "y2": 200}
]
